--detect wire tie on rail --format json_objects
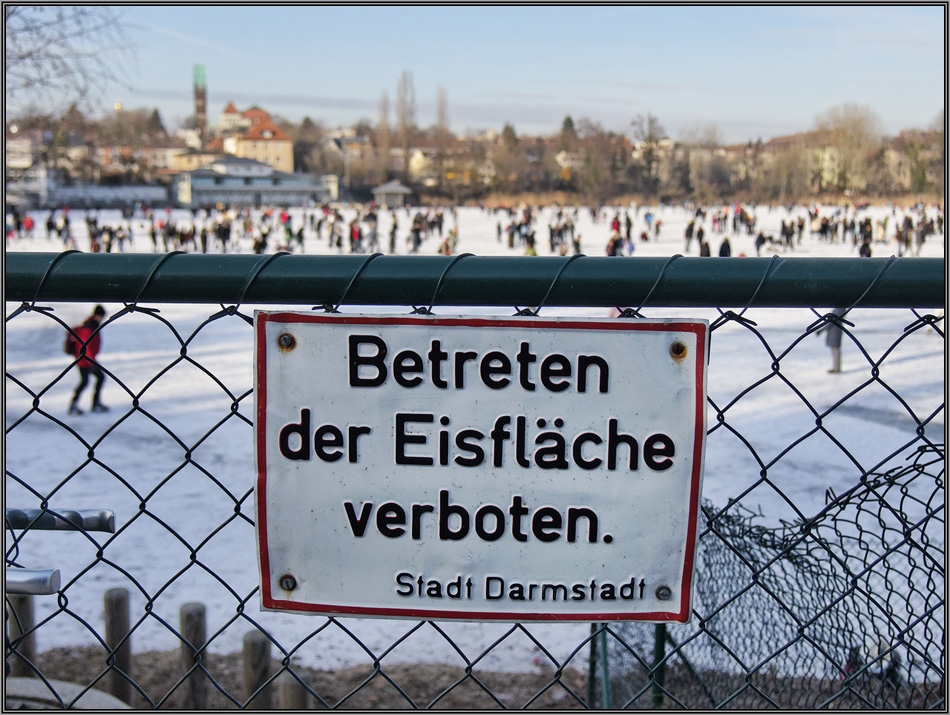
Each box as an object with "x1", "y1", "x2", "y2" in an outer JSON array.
[
  {"x1": 28, "y1": 249, "x2": 81, "y2": 310},
  {"x1": 236, "y1": 251, "x2": 291, "y2": 306},
  {"x1": 737, "y1": 253, "x2": 781, "y2": 317},
  {"x1": 8, "y1": 301, "x2": 52, "y2": 322},
  {"x1": 805, "y1": 255, "x2": 899, "y2": 335},
  {"x1": 620, "y1": 254, "x2": 682, "y2": 318},
  {"x1": 129, "y1": 251, "x2": 185, "y2": 311},
  {"x1": 425, "y1": 252, "x2": 473, "y2": 314},
  {"x1": 708, "y1": 255, "x2": 780, "y2": 331},
  {"x1": 719, "y1": 310, "x2": 759, "y2": 328},
  {"x1": 804, "y1": 309, "x2": 855, "y2": 336},
  {"x1": 321, "y1": 252, "x2": 383, "y2": 313},
  {"x1": 520, "y1": 253, "x2": 584, "y2": 317},
  {"x1": 845, "y1": 254, "x2": 898, "y2": 314},
  {"x1": 827, "y1": 311, "x2": 854, "y2": 329}
]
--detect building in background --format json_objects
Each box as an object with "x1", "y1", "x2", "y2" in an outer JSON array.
[
  {"x1": 371, "y1": 180, "x2": 412, "y2": 208},
  {"x1": 216, "y1": 102, "x2": 250, "y2": 134},
  {"x1": 173, "y1": 155, "x2": 335, "y2": 207},
  {"x1": 4, "y1": 126, "x2": 50, "y2": 206},
  {"x1": 213, "y1": 104, "x2": 294, "y2": 173}
]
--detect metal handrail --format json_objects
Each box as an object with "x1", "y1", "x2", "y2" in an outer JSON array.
[{"x1": 6, "y1": 253, "x2": 944, "y2": 308}]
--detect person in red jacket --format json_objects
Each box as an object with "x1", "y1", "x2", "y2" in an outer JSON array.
[{"x1": 69, "y1": 305, "x2": 108, "y2": 414}]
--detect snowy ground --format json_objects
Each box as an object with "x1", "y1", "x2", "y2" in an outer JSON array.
[{"x1": 5, "y1": 201, "x2": 945, "y2": 674}]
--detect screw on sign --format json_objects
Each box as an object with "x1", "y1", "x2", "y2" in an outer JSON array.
[{"x1": 670, "y1": 341, "x2": 687, "y2": 362}]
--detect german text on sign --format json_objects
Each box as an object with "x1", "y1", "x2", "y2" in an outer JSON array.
[{"x1": 255, "y1": 314, "x2": 708, "y2": 622}]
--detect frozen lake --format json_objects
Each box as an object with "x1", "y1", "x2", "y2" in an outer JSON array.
[{"x1": 5, "y1": 200, "x2": 945, "y2": 675}]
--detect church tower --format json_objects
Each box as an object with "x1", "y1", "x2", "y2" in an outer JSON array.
[{"x1": 194, "y1": 64, "x2": 207, "y2": 147}]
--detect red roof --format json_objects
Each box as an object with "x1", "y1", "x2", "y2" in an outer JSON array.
[
  {"x1": 242, "y1": 107, "x2": 271, "y2": 126},
  {"x1": 222, "y1": 101, "x2": 240, "y2": 115},
  {"x1": 243, "y1": 118, "x2": 290, "y2": 142}
]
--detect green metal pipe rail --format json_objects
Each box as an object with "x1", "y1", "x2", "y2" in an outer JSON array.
[{"x1": 5, "y1": 252, "x2": 944, "y2": 308}]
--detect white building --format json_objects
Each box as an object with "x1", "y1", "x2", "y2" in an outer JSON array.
[
  {"x1": 173, "y1": 156, "x2": 337, "y2": 208},
  {"x1": 5, "y1": 127, "x2": 50, "y2": 206}
]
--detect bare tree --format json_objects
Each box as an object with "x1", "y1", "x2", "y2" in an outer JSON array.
[
  {"x1": 814, "y1": 103, "x2": 883, "y2": 196},
  {"x1": 375, "y1": 91, "x2": 391, "y2": 184},
  {"x1": 574, "y1": 118, "x2": 621, "y2": 205},
  {"x1": 435, "y1": 86, "x2": 449, "y2": 190},
  {"x1": 928, "y1": 109, "x2": 945, "y2": 197},
  {"x1": 557, "y1": 115, "x2": 578, "y2": 152},
  {"x1": 680, "y1": 124, "x2": 723, "y2": 149},
  {"x1": 680, "y1": 124, "x2": 724, "y2": 203},
  {"x1": 5, "y1": 6, "x2": 133, "y2": 115},
  {"x1": 491, "y1": 122, "x2": 526, "y2": 193},
  {"x1": 630, "y1": 113, "x2": 667, "y2": 196},
  {"x1": 760, "y1": 146, "x2": 812, "y2": 203},
  {"x1": 395, "y1": 70, "x2": 416, "y2": 180}
]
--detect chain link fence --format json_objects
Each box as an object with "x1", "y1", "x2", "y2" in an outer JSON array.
[{"x1": 5, "y1": 252, "x2": 945, "y2": 709}]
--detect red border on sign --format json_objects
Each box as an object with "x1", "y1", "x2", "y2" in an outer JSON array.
[{"x1": 255, "y1": 313, "x2": 707, "y2": 622}]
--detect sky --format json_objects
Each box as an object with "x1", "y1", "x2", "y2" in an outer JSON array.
[{"x1": 23, "y1": 5, "x2": 950, "y2": 145}]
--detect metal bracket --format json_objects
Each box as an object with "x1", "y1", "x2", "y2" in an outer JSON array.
[
  {"x1": 6, "y1": 509, "x2": 116, "y2": 533},
  {"x1": 6, "y1": 568, "x2": 61, "y2": 595}
]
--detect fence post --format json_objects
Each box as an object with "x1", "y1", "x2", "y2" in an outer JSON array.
[
  {"x1": 278, "y1": 668, "x2": 308, "y2": 710},
  {"x1": 6, "y1": 594, "x2": 36, "y2": 677},
  {"x1": 180, "y1": 602, "x2": 208, "y2": 709},
  {"x1": 598, "y1": 626, "x2": 612, "y2": 709},
  {"x1": 651, "y1": 623, "x2": 667, "y2": 709},
  {"x1": 243, "y1": 630, "x2": 272, "y2": 709},
  {"x1": 587, "y1": 624, "x2": 597, "y2": 706},
  {"x1": 104, "y1": 587, "x2": 133, "y2": 705}
]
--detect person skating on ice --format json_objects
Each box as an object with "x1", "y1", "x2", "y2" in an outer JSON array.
[{"x1": 69, "y1": 305, "x2": 109, "y2": 414}]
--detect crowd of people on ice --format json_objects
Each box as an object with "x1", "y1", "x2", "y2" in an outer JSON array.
[{"x1": 6, "y1": 200, "x2": 944, "y2": 260}]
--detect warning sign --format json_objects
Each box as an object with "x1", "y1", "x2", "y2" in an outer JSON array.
[{"x1": 255, "y1": 314, "x2": 708, "y2": 622}]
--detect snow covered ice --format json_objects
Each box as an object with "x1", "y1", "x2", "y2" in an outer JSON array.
[{"x1": 5, "y1": 201, "x2": 945, "y2": 673}]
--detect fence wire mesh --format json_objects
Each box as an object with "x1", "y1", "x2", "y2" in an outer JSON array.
[{"x1": 4, "y1": 253, "x2": 945, "y2": 709}]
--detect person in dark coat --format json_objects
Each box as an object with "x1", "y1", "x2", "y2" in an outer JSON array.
[
  {"x1": 606, "y1": 231, "x2": 623, "y2": 256},
  {"x1": 718, "y1": 237, "x2": 732, "y2": 256},
  {"x1": 684, "y1": 220, "x2": 695, "y2": 252},
  {"x1": 818, "y1": 307, "x2": 847, "y2": 373},
  {"x1": 69, "y1": 305, "x2": 109, "y2": 414}
]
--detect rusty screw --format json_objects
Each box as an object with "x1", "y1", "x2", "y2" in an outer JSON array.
[
  {"x1": 670, "y1": 340, "x2": 687, "y2": 362},
  {"x1": 278, "y1": 333, "x2": 296, "y2": 351},
  {"x1": 279, "y1": 574, "x2": 297, "y2": 592},
  {"x1": 655, "y1": 585, "x2": 672, "y2": 601}
]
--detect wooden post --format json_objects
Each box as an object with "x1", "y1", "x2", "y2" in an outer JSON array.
[
  {"x1": 103, "y1": 587, "x2": 133, "y2": 705},
  {"x1": 278, "y1": 668, "x2": 308, "y2": 710},
  {"x1": 6, "y1": 594, "x2": 36, "y2": 677},
  {"x1": 179, "y1": 602, "x2": 208, "y2": 709},
  {"x1": 651, "y1": 623, "x2": 667, "y2": 709},
  {"x1": 243, "y1": 630, "x2": 272, "y2": 709}
]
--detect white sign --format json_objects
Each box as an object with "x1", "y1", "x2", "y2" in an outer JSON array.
[{"x1": 255, "y1": 314, "x2": 708, "y2": 622}]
